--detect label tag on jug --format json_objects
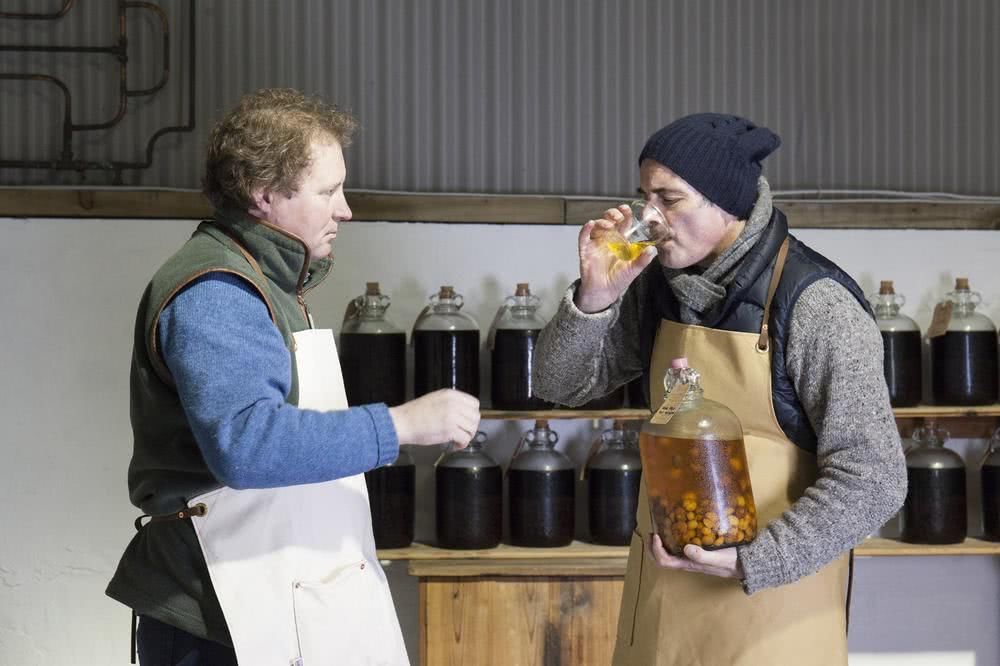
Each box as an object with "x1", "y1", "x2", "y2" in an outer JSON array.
[
  {"x1": 926, "y1": 301, "x2": 953, "y2": 338},
  {"x1": 649, "y1": 383, "x2": 689, "y2": 425}
]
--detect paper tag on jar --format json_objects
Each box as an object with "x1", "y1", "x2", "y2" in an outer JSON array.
[
  {"x1": 649, "y1": 383, "x2": 689, "y2": 425},
  {"x1": 925, "y1": 301, "x2": 953, "y2": 338}
]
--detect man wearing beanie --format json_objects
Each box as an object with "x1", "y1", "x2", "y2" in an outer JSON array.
[{"x1": 534, "y1": 113, "x2": 906, "y2": 665}]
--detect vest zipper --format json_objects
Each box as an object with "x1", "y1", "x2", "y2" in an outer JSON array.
[{"x1": 297, "y1": 292, "x2": 315, "y2": 329}]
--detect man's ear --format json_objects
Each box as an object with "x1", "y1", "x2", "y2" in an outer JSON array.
[{"x1": 248, "y1": 188, "x2": 272, "y2": 219}]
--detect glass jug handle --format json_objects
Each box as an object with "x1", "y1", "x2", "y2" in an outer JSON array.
[
  {"x1": 378, "y1": 294, "x2": 392, "y2": 310},
  {"x1": 980, "y1": 427, "x2": 1000, "y2": 467},
  {"x1": 342, "y1": 296, "x2": 363, "y2": 324},
  {"x1": 579, "y1": 429, "x2": 612, "y2": 481},
  {"x1": 410, "y1": 304, "x2": 434, "y2": 344},
  {"x1": 505, "y1": 431, "x2": 532, "y2": 477},
  {"x1": 892, "y1": 293, "x2": 906, "y2": 308},
  {"x1": 487, "y1": 305, "x2": 509, "y2": 351}
]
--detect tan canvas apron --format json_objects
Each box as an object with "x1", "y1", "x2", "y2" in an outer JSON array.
[
  {"x1": 613, "y1": 242, "x2": 850, "y2": 666},
  {"x1": 187, "y1": 328, "x2": 408, "y2": 666}
]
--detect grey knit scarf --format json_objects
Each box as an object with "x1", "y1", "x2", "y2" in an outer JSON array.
[{"x1": 662, "y1": 177, "x2": 773, "y2": 324}]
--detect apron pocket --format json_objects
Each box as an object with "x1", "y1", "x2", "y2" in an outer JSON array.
[
  {"x1": 292, "y1": 560, "x2": 400, "y2": 665},
  {"x1": 616, "y1": 530, "x2": 646, "y2": 646}
]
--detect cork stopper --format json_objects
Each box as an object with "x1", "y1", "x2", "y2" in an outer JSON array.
[
  {"x1": 438, "y1": 285, "x2": 456, "y2": 299},
  {"x1": 535, "y1": 419, "x2": 549, "y2": 430},
  {"x1": 955, "y1": 277, "x2": 970, "y2": 291},
  {"x1": 365, "y1": 282, "x2": 380, "y2": 296},
  {"x1": 515, "y1": 282, "x2": 531, "y2": 296},
  {"x1": 612, "y1": 420, "x2": 626, "y2": 431},
  {"x1": 879, "y1": 280, "x2": 895, "y2": 295}
]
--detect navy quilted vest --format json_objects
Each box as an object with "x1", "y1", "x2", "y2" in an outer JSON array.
[{"x1": 635, "y1": 209, "x2": 873, "y2": 454}]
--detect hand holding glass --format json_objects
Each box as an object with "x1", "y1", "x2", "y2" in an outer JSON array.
[{"x1": 604, "y1": 200, "x2": 671, "y2": 261}]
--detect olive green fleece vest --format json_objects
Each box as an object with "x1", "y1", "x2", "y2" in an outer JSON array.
[
  {"x1": 129, "y1": 211, "x2": 331, "y2": 515},
  {"x1": 107, "y1": 210, "x2": 331, "y2": 644}
]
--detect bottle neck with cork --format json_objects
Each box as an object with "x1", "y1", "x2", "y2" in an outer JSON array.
[
  {"x1": 869, "y1": 280, "x2": 920, "y2": 333},
  {"x1": 644, "y1": 356, "x2": 741, "y2": 442},
  {"x1": 509, "y1": 419, "x2": 573, "y2": 472},
  {"x1": 943, "y1": 277, "x2": 991, "y2": 325},
  {"x1": 589, "y1": 419, "x2": 642, "y2": 471},
  {"x1": 342, "y1": 282, "x2": 404, "y2": 336},
  {"x1": 497, "y1": 282, "x2": 545, "y2": 329},
  {"x1": 907, "y1": 419, "x2": 963, "y2": 469},
  {"x1": 415, "y1": 285, "x2": 479, "y2": 331}
]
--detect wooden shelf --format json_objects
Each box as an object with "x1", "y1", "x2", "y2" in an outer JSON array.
[
  {"x1": 4, "y1": 187, "x2": 1000, "y2": 229},
  {"x1": 478, "y1": 406, "x2": 1000, "y2": 421},
  {"x1": 479, "y1": 408, "x2": 648, "y2": 420},
  {"x1": 855, "y1": 537, "x2": 1000, "y2": 557},
  {"x1": 892, "y1": 405, "x2": 1000, "y2": 418},
  {"x1": 377, "y1": 540, "x2": 627, "y2": 562},
  {"x1": 376, "y1": 538, "x2": 1000, "y2": 576},
  {"x1": 378, "y1": 541, "x2": 628, "y2": 577}
]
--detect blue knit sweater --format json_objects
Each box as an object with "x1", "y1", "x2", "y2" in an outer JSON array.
[{"x1": 158, "y1": 272, "x2": 399, "y2": 489}]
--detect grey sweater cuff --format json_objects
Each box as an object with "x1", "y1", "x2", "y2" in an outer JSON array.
[
  {"x1": 556, "y1": 280, "x2": 622, "y2": 330},
  {"x1": 738, "y1": 532, "x2": 789, "y2": 595}
]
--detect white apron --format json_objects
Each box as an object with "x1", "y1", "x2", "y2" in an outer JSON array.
[{"x1": 188, "y1": 328, "x2": 408, "y2": 666}]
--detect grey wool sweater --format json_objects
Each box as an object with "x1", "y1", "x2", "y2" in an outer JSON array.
[{"x1": 532, "y1": 203, "x2": 907, "y2": 595}]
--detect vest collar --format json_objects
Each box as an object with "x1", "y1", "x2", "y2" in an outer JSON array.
[
  {"x1": 696, "y1": 208, "x2": 789, "y2": 327},
  {"x1": 211, "y1": 207, "x2": 333, "y2": 295}
]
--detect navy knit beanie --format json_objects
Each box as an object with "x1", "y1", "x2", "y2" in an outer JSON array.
[{"x1": 638, "y1": 113, "x2": 781, "y2": 220}]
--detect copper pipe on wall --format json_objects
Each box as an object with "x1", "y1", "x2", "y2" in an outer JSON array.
[
  {"x1": 0, "y1": 0, "x2": 195, "y2": 183},
  {"x1": 0, "y1": 0, "x2": 75, "y2": 21}
]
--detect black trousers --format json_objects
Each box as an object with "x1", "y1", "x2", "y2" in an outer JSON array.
[{"x1": 136, "y1": 616, "x2": 237, "y2": 666}]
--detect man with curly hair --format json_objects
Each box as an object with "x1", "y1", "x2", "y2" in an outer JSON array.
[{"x1": 107, "y1": 89, "x2": 478, "y2": 665}]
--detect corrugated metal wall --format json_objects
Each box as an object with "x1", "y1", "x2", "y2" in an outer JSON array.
[{"x1": 1, "y1": 0, "x2": 998, "y2": 196}]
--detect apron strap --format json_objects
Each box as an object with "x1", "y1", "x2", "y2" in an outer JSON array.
[
  {"x1": 129, "y1": 502, "x2": 210, "y2": 660},
  {"x1": 132, "y1": 503, "x2": 208, "y2": 531},
  {"x1": 130, "y1": 610, "x2": 138, "y2": 664},
  {"x1": 845, "y1": 548, "x2": 855, "y2": 635},
  {"x1": 756, "y1": 237, "x2": 791, "y2": 352}
]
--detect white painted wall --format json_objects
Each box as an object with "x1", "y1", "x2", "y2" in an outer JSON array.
[{"x1": 1, "y1": 215, "x2": 998, "y2": 665}]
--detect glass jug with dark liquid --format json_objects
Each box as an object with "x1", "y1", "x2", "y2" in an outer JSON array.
[
  {"x1": 586, "y1": 421, "x2": 642, "y2": 545},
  {"x1": 929, "y1": 278, "x2": 998, "y2": 406},
  {"x1": 508, "y1": 420, "x2": 575, "y2": 547},
  {"x1": 981, "y1": 427, "x2": 1000, "y2": 542},
  {"x1": 639, "y1": 358, "x2": 757, "y2": 555},
  {"x1": 365, "y1": 447, "x2": 415, "y2": 549},
  {"x1": 412, "y1": 286, "x2": 480, "y2": 398},
  {"x1": 901, "y1": 421, "x2": 967, "y2": 545},
  {"x1": 436, "y1": 432, "x2": 503, "y2": 549},
  {"x1": 489, "y1": 283, "x2": 552, "y2": 410},
  {"x1": 339, "y1": 282, "x2": 406, "y2": 406},
  {"x1": 870, "y1": 280, "x2": 922, "y2": 407}
]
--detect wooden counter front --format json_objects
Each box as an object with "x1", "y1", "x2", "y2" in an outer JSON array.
[
  {"x1": 378, "y1": 539, "x2": 1000, "y2": 665},
  {"x1": 382, "y1": 542, "x2": 627, "y2": 665}
]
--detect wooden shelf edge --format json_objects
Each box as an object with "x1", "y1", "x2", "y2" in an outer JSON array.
[
  {"x1": 856, "y1": 537, "x2": 1000, "y2": 557},
  {"x1": 479, "y1": 408, "x2": 649, "y2": 420},
  {"x1": 377, "y1": 540, "x2": 628, "y2": 562},
  {"x1": 477, "y1": 405, "x2": 1000, "y2": 421},
  {"x1": 378, "y1": 538, "x2": 1000, "y2": 564},
  {"x1": 3, "y1": 188, "x2": 1000, "y2": 229},
  {"x1": 408, "y1": 557, "x2": 628, "y2": 578},
  {"x1": 892, "y1": 405, "x2": 1000, "y2": 418}
]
